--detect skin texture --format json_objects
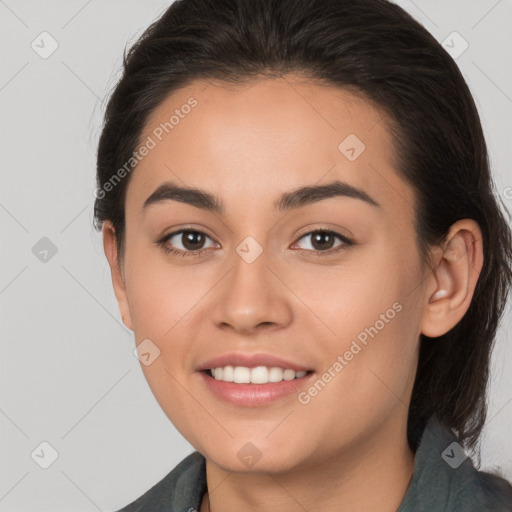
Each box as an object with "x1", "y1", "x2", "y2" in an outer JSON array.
[{"x1": 102, "y1": 74, "x2": 484, "y2": 512}]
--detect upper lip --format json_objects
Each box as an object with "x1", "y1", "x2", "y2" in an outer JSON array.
[{"x1": 196, "y1": 352, "x2": 313, "y2": 372}]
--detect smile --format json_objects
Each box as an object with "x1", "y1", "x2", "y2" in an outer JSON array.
[
  {"x1": 206, "y1": 365, "x2": 309, "y2": 383},
  {"x1": 198, "y1": 366, "x2": 315, "y2": 407}
]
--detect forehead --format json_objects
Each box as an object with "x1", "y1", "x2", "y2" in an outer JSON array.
[{"x1": 126, "y1": 74, "x2": 416, "y2": 219}]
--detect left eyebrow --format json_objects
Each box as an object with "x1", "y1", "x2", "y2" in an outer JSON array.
[
  {"x1": 141, "y1": 179, "x2": 381, "y2": 214},
  {"x1": 274, "y1": 180, "x2": 381, "y2": 211}
]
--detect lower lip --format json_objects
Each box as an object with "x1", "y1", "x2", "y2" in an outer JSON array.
[{"x1": 198, "y1": 370, "x2": 315, "y2": 407}]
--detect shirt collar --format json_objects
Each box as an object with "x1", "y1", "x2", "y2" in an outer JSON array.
[{"x1": 165, "y1": 416, "x2": 500, "y2": 512}]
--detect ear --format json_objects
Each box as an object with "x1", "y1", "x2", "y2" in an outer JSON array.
[
  {"x1": 420, "y1": 219, "x2": 484, "y2": 338},
  {"x1": 102, "y1": 221, "x2": 133, "y2": 331}
]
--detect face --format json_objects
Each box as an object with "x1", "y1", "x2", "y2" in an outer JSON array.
[{"x1": 105, "y1": 75, "x2": 431, "y2": 473}]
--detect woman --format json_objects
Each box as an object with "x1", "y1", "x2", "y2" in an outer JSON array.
[{"x1": 94, "y1": 0, "x2": 512, "y2": 510}]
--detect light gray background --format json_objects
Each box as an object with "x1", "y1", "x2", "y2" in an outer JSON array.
[{"x1": 1, "y1": 1, "x2": 511, "y2": 510}]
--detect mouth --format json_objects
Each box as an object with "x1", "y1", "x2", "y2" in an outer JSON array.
[
  {"x1": 197, "y1": 365, "x2": 316, "y2": 407},
  {"x1": 202, "y1": 366, "x2": 314, "y2": 384}
]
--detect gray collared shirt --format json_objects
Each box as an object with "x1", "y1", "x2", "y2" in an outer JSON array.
[{"x1": 115, "y1": 417, "x2": 512, "y2": 511}]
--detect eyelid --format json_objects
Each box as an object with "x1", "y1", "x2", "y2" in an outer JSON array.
[
  {"x1": 157, "y1": 227, "x2": 219, "y2": 255},
  {"x1": 157, "y1": 223, "x2": 218, "y2": 243},
  {"x1": 157, "y1": 225, "x2": 354, "y2": 257},
  {"x1": 291, "y1": 228, "x2": 354, "y2": 255}
]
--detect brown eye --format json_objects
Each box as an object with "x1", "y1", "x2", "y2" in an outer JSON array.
[
  {"x1": 294, "y1": 229, "x2": 354, "y2": 255},
  {"x1": 180, "y1": 230, "x2": 206, "y2": 250},
  {"x1": 158, "y1": 229, "x2": 218, "y2": 257},
  {"x1": 310, "y1": 231, "x2": 336, "y2": 251}
]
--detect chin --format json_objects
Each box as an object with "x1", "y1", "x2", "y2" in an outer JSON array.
[{"x1": 201, "y1": 440, "x2": 307, "y2": 474}]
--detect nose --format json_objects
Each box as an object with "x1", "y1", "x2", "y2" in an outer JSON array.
[{"x1": 210, "y1": 247, "x2": 293, "y2": 335}]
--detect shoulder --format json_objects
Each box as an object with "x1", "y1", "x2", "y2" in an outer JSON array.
[
  {"x1": 399, "y1": 417, "x2": 512, "y2": 511},
  {"x1": 113, "y1": 451, "x2": 207, "y2": 512},
  {"x1": 470, "y1": 468, "x2": 512, "y2": 511}
]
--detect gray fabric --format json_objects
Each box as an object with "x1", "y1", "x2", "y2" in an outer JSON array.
[
  {"x1": 396, "y1": 419, "x2": 512, "y2": 511},
  {"x1": 115, "y1": 417, "x2": 512, "y2": 511}
]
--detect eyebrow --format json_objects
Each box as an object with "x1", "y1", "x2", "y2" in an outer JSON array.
[{"x1": 142, "y1": 179, "x2": 381, "y2": 214}]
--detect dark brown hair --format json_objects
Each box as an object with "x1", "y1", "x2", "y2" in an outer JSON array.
[{"x1": 93, "y1": 0, "x2": 512, "y2": 456}]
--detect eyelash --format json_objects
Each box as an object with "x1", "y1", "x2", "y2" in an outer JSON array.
[{"x1": 156, "y1": 228, "x2": 355, "y2": 258}]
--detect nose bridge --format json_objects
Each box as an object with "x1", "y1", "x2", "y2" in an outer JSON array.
[{"x1": 211, "y1": 238, "x2": 292, "y2": 332}]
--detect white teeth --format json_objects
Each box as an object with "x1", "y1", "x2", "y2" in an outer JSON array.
[
  {"x1": 233, "y1": 366, "x2": 251, "y2": 383},
  {"x1": 251, "y1": 366, "x2": 269, "y2": 384},
  {"x1": 268, "y1": 367, "x2": 283, "y2": 382},
  {"x1": 209, "y1": 365, "x2": 309, "y2": 383},
  {"x1": 283, "y1": 369, "x2": 296, "y2": 381},
  {"x1": 221, "y1": 365, "x2": 234, "y2": 382}
]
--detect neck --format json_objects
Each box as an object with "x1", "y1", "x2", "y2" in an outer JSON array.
[{"x1": 200, "y1": 412, "x2": 415, "y2": 512}]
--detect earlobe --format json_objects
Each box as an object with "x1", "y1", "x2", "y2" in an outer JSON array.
[
  {"x1": 420, "y1": 220, "x2": 484, "y2": 338},
  {"x1": 102, "y1": 221, "x2": 133, "y2": 331}
]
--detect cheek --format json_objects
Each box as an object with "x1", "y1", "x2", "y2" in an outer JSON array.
[
  {"x1": 301, "y1": 307, "x2": 419, "y2": 442},
  {"x1": 124, "y1": 245, "x2": 212, "y2": 339},
  {"x1": 296, "y1": 244, "x2": 420, "y2": 407},
  {"x1": 286, "y1": 242, "x2": 409, "y2": 334},
  {"x1": 138, "y1": 362, "x2": 200, "y2": 444}
]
